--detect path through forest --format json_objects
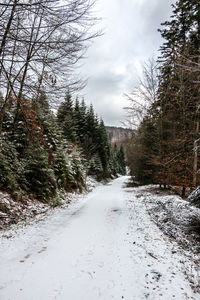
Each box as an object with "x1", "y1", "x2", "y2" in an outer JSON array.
[{"x1": 0, "y1": 176, "x2": 198, "y2": 300}]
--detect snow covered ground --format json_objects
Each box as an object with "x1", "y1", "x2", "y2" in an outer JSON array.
[
  {"x1": 0, "y1": 176, "x2": 98, "y2": 230},
  {"x1": 0, "y1": 176, "x2": 200, "y2": 300}
]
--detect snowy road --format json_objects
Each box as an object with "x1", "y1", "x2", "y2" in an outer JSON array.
[{"x1": 0, "y1": 176, "x2": 199, "y2": 300}]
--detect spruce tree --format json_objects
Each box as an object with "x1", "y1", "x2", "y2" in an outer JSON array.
[
  {"x1": 57, "y1": 92, "x2": 78, "y2": 143},
  {"x1": 118, "y1": 145, "x2": 126, "y2": 175},
  {"x1": 156, "y1": 0, "x2": 200, "y2": 190},
  {"x1": 83, "y1": 104, "x2": 97, "y2": 158},
  {"x1": 97, "y1": 119, "x2": 110, "y2": 177}
]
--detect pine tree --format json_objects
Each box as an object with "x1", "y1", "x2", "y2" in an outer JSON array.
[
  {"x1": 156, "y1": 0, "x2": 200, "y2": 190},
  {"x1": 88, "y1": 153, "x2": 103, "y2": 180},
  {"x1": 118, "y1": 145, "x2": 126, "y2": 175},
  {"x1": 83, "y1": 104, "x2": 97, "y2": 159},
  {"x1": 57, "y1": 92, "x2": 78, "y2": 143},
  {"x1": 73, "y1": 97, "x2": 87, "y2": 144},
  {"x1": 97, "y1": 119, "x2": 110, "y2": 177}
]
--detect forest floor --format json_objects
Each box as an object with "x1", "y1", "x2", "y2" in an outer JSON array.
[{"x1": 0, "y1": 176, "x2": 200, "y2": 300}]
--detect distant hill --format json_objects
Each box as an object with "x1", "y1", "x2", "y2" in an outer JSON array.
[{"x1": 105, "y1": 126, "x2": 133, "y2": 143}]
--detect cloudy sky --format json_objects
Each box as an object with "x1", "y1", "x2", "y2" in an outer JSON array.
[{"x1": 80, "y1": 0, "x2": 175, "y2": 127}]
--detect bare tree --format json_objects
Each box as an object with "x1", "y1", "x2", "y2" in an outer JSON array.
[
  {"x1": 124, "y1": 57, "x2": 159, "y2": 129},
  {"x1": 0, "y1": 0, "x2": 99, "y2": 128}
]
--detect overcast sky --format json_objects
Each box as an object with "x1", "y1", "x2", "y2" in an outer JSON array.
[{"x1": 79, "y1": 0, "x2": 175, "y2": 127}]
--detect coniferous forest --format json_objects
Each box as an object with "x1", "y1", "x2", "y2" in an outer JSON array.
[
  {"x1": 0, "y1": 0, "x2": 126, "y2": 204},
  {"x1": 0, "y1": 90, "x2": 126, "y2": 202},
  {"x1": 126, "y1": 0, "x2": 200, "y2": 196},
  {"x1": 2, "y1": 1, "x2": 200, "y2": 298}
]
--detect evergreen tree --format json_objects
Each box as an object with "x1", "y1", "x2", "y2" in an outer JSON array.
[
  {"x1": 57, "y1": 92, "x2": 73, "y2": 123},
  {"x1": 22, "y1": 144, "x2": 57, "y2": 201},
  {"x1": 73, "y1": 97, "x2": 87, "y2": 144},
  {"x1": 125, "y1": 0, "x2": 200, "y2": 192},
  {"x1": 0, "y1": 87, "x2": 122, "y2": 204},
  {"x1": 97, "y1": 119, "x2": 110, "y2": 177},
  {"x1": 157, "y1": 0, "x2": 200, "y2": 190},
  {"x1": 118, "y1": 145, "x2": 126, "y2": 175},
  {"x1": 83, "y1": 104, "x2": 98, "y2": 159},
  {"x1": 57, "y1": 92, "x2": 78, "y2": 143},
  {"x1": 88, "y1": 154, "x2": 103, "y2": 180}
]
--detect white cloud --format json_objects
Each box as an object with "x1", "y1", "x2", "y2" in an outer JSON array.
[{"x1": 79, "y1": 0, "x2": 175, "y2": 126}]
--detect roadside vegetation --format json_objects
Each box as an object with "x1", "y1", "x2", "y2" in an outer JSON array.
[
  {"x1": 125, "y1": 0, "x2": 200, "y2": 201},
  {"x1": 0, "y1": 0, "x2": 126, "y2": 208}
]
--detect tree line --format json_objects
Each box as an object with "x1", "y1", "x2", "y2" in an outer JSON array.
[
  {"x1": 0, "y1": 0, "x2": 126, "y2": 203},
  {"x1": 126, "y1": 0, "x2": 200, "y2": 195},
  {"x1": 0, "y1": 90, "x2": 126, "y2": 201}
]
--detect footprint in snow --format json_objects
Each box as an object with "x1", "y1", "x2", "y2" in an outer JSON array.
[
  {"x1": 19, "y1": 253, "x2": 31, "y2": 263},
  {"x1": 38, "y1": 246, "x2": 47, "y2": 253}
]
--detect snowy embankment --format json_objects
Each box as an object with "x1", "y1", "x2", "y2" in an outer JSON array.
[
  {"x1": 0, "y1": 176, "x2": 98, "y2": 230},
  {"x1": 138, "y1": 185, "x2": 200, "y2": 255},
  {"x1": 0, "y1": 176, "x2": 200, "y2": 299},
  {"x1": 130, "y1": 185, "x2": 200, "y2": 293}
]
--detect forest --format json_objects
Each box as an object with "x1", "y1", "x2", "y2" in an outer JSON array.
[
  {"x1": 0, "y1": 0, "x2": 126, "y2": 204},
  {"x1": 1, "y1": 1, "x2": 200, "y2": 298},
  {"x1": 125, "y1": 0, "x2": 200, "y2": 196}
]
